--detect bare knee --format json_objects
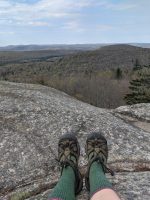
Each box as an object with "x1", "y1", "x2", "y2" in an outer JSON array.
[{"x1": 91, "y1": 188, "x2": 121, "y2": 200}]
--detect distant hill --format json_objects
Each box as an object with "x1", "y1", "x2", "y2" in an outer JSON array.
[
  {"x1": 1, "y1": 44, "x2": 150, "y2": 79},
  {"x1": 1, "y1": 44, "x2": 150, "y2": 109},
  {"x1": 0, "y1": 44, "x2": 106, "y2": 52},
  {"x1": 0, "y1": 44, "x2": 108, "y2": 65},
  {"x1": 131, "y1": 43, "x2": 150, "y2": 48},
  {"x1": 0, "y1": 49, "x2": 81, "y2": 65},
  {"x1": 0, "y1": 43, "x2": 150, "y2": 52},
  {"x1": 49, "y1": 44, "x2": 150, "y2": 75}
]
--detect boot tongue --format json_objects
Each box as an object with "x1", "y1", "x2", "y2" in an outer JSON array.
[
  {"x1": 95, "y1": 147, "x2": 99, "y2": 154},
  {"x1": 65, "y1": 148, "x2": 70, "y2": 156},
  {"x1": 64, "y1": 148, "x2": 77, "y2": 163},
  {"x1": 89, "y1": 146, "x2": 99, "y2": 159},
  {"x1": 89, "y1": 152, "x2": 97, "y2": 160}
]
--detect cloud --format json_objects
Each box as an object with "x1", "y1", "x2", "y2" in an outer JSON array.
[
  {"x1": 96, "y1": 0, "x2": 137, "y2": 11},
  {"x1": 0, "y1": 0, "x2": 95, "y2": 26},
  {"x1": 96, "y1": 25, "x2": 113, "y2": 31},
  {"x1": 63, "y1": 21, "x2": 85, "y2": 32},
  {"x1": 27, "y1": 21, "x2": 50, "y2": 27},
  {"x1": 104, "y1": 2, "x2": 137, "y2": 10},
  {"x1": 0, "y1": 31, "x2": 15, "y2": 35},
  {"x1": 0, "y1": 0, "x2": 139, "y2": 29}
]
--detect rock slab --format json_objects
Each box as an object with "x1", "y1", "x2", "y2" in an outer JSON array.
[{"x1": 0, "y1": 81, "x2": 150, "y2": 200}]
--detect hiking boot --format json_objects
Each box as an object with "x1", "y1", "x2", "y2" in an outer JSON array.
[
  {"x1": 58, "y1": 133, "x2": 83, "y2": 194},
  {"x1": 85, "y1": 132, "x2": 114, "y2": 191}
]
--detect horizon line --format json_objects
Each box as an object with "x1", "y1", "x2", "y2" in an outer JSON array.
[{"x1": 0, "y1": 42, "x2": 150, "y2": 47}]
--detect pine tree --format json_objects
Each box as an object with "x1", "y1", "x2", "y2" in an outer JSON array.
[
  {"x1": 133, "y1": 59, "x2": 142, "y2": 71},
  {"x1": 125, "y1": 66, "x2": 150, "y2": 104},
  {"x1": 116, "y1": 67, "x2": 122, "y2": 80}
]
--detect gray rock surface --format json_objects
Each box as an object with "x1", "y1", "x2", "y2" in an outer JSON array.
[
  {"x1": 114, "y1": 104, "x2": 150, "y2": 133},
  {"x1": 115, "y1": 103, "x2": 150, "y2": 122},
  {"x1": 0, "y1": 81, "x2": 150, "y2": 200}
]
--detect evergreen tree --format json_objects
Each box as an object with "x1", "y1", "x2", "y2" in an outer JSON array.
[
  {"x1": 133, "y1": 59, "x2": 142, "y2": 71},
  {"x1": 116, "y1": 67, "x2": 122, "y2": 80},
  {"x1": 125, "y1": 66, "x2": 150, "y2": 104},
  {"x1": 135, "y1": 58, "x2": 140, "y2": 67}
]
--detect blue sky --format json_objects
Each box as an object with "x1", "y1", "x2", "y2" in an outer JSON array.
[{"x1": 0, "y1": 0, "x2": 150, "y2": 46}]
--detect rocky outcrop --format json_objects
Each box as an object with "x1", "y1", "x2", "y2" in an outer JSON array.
[
  {"x1": 0, "y1": 81, "x2": 149, "y2": 200},
  {"x1": 115, "y1": 103, "x2": 150, "y2": 122},
  {"x1": 114, "y1": 104, "x2": 150, "y2": 133}
]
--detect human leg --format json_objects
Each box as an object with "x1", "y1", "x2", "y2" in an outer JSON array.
[
  {"x1": 48, "y1": 133, "x2": 83, "y2": 200},
  {"x1": 48, "y1": 166, "x2": 76, "y2": 200},
  {"x1": 85, "y1": 132, "x2": 121, "y2": 200}
]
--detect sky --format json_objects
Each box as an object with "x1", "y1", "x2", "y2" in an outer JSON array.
[{"x1": 0, "y1": 0, "x2": 150, "y2": 46}]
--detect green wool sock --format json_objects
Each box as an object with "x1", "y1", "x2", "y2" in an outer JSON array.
[
  {"x1": 89, "y1": 161, "x2": 112, "y2": 197},
  {"x1": 48, "y1": 166, "x2": 75, "y2": 200}
]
